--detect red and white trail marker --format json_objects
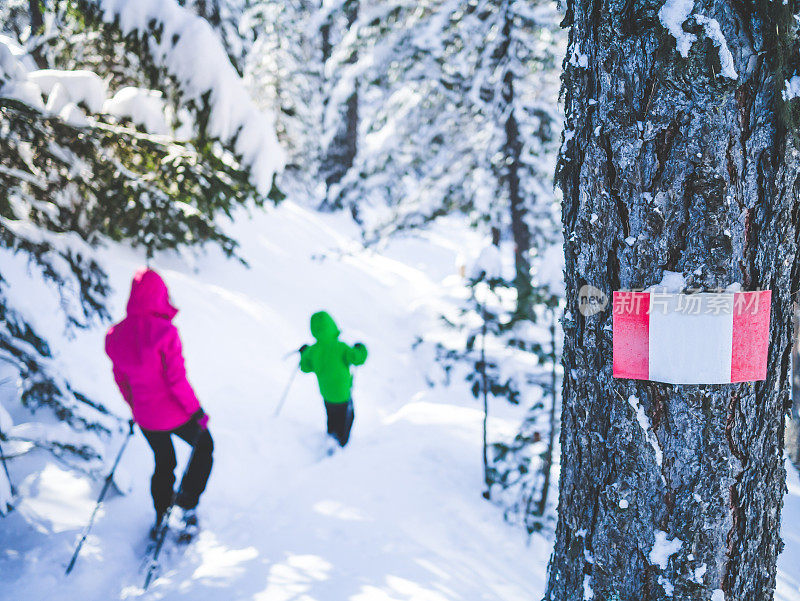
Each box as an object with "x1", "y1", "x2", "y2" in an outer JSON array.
[{"x1": 613, "y1": 290, "x2": 771, "y2": 384}]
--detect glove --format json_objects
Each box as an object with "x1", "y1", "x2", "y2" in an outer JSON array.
[{"x1": 192, "y1": 408, "x2": 210, "y2": 430}]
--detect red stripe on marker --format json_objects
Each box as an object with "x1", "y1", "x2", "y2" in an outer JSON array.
[
  {"x1": 612, "y1": 291, "x2": 650, "y2": 380},
  {"x1": 731, "y1": 290, "x2": 771, "y2": 383}
]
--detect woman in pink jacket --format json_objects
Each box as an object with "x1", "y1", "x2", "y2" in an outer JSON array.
[{"x1": 105, "y1": 268, "x2": 213, "y2": 537}]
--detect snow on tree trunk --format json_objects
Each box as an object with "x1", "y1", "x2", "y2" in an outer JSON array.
[{"x1": 546, "y1": 3, "x2": 799, "y2": 600}]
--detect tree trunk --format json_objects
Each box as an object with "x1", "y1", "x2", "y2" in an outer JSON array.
[
  {"x1": 29, "y1": 0, "x2": 43, "y2": 33},
  {"x1": 320, "y1": 0, "x2": 359, "y2": 209},
  {"x1": 546, "y1": 3, "x2": 799, "y2": 600},
  {"x1": 499, "y1": 7, "x2": 533, "y2": 319},
  {"x1": 534, "y1": 307, "x2": 559, "y2": 519}
]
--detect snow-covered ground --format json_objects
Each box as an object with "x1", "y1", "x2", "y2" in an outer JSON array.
[
  {"x1": 0, "y1": 203, "x2": 551, "y2": 600},
  {"x1": 3, "y1": 201, "x2": 800, "y2": 600}
]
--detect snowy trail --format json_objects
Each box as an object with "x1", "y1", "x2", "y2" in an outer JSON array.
[
  {"x1": 6, "y1": 201, "x2": 800, "y2": 600},
  {"x1": 0, "y1": 203, "x2": 549, "y2": 601}
]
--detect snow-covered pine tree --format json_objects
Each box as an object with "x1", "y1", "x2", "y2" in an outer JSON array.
[
  {"x1": 332, "y1": 0, "x2": 480, "y2": 236},
  {"x1": 332, "y1": 0, "x2": 564, "y2": 529},
  {"x1": 419, "y1": 230, "x2": 562, "y2": 531},
  {"x1": 335, "y1": 0, "x2": 562, "y2": 309},
  {"x1": 243, "y1": 0, "x2": 326, "y2": 203},
  {"x1": 455, "y1": 0, "x2": 562, "y2": 319},
  {"x1": 546, "y1": 2, "x2": 800, "y2": 599},
  {"x1": 179, "y1": 0, "x2": 249, "y2": 73},
  {"x1": 488, "y1": 301, "x2": 561, "y2": 534},
  {"x1": 442, "y1": 0, "x2": 565, "y2": 530},
  {"x1": 0, "y1": 0, "x2": 283, "y2": 480}
]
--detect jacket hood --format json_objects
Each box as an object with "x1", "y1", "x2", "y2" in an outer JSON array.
[
  {"x1": 126, "y1": 268, "x2": 178, "y2": 320},
  {"x1": 310, "y1": 311, "x2": 340, "y2": 342}
]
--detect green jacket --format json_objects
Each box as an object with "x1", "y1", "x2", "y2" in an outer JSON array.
[{"x1": 300, "y1": 311, "x2": 367, "y2": 404}]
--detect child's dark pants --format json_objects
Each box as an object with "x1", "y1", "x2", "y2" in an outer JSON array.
[
  {"x1": 325, "y1": 399, "x2": 354, "y2": 447},
  {"x1": 141, "y1": 419, "x2": 214, "y2": 518}
]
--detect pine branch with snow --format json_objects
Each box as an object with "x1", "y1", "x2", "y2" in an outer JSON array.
[{"x1": 0, "y1": 0, "x2": 284, "y2": 482}]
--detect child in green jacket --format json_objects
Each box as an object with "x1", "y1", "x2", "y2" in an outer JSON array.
[{"x1": 300, "y1": 311, "x2": 367, "y2": 448}]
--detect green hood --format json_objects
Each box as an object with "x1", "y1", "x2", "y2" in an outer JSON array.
[
  {"x1": 300, "y1": 311, "x2": 367, "y2": 404},
  {"x1": 310, "y1": 311, "x2": 340, "y2": 342}
]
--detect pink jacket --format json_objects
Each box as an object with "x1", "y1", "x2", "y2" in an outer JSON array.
[{"x1": 105, "y1": 269, "x2": 200, "y2": 431}]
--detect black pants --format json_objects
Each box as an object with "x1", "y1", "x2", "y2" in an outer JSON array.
[
  {"x1": 325, "y1": 399, "x2": 354, "y2": 447},
  {"x1": 141, "y1": 420, "x2": 213, "y2": 518}
]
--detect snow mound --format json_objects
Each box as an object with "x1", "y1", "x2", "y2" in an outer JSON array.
[
  {"x1": 651, "y1": 270, "x2": 686, "y2": 293},
  {"x1": 1, "y1": 80, "x2": 45, "y2": 110},
  {"x1": 28, "y1": 69, "x2": 108, "y2": 113},
  {"x1": 102, "y1": 86, "x2": 168, "y2": 134}
]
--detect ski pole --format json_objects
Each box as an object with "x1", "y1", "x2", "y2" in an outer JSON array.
[
  {"x1": 282, "y1": 348, "x2": 301, "y2": 360},
  {"x1": 0, "y1": 378, "x2": 16, "y2": 488},
  {"x1": 274, "y1": 364, "x2": 300, "y2": 417},
  {"x1": 143, "y1": 428, "x2": 204, "y2": 590},
  {"x1": 0, "y1": 434, "x2": 16, "y2": 513},
  {"x1": 65, "y1": 419, "x2": 136, "y2": 575}
]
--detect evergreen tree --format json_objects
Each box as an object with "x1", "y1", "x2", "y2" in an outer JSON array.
[
  {"x1": 462, "y1": 0, "x2": 562, "y2": 318},
  {"x1": 334, "y1": 0, "x2": 486, "y2": 238},
  {"x1": 328, "y1": 0, "x2": 565, "y2": 530},
  {"x1": 179, "y1": 0, "x2": 249, "y2": 72},
  {"x1": 0, "y1": 0, "x2": 283, "y2": 476},
  {"x1": 334, "y1": 0, "x2": 562, "y2": 310},
  {"x1": 243, "y1": 0, "x2": 326, "y2": 203}
]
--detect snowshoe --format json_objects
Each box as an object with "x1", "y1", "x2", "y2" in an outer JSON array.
[
  {"x1": 177, "y1": 509, "x2": 199, "y2": 544},
  {"x1": 325, "y1": 435, "x2": 340, "y2": 457}
]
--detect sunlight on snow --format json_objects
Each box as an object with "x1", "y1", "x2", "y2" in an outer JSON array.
[
  {"x1": 19, "y1": 463, "x2": 94, "y2": 533},
  {"x1": 351, "y1": 575, "x2": 450, "y2": 601},
  {"x1": 191, "y1": 533, "x2": 259, "y2": 580},
  {"x1": 384, "y1": 401, "x2": 483, "y2": 427},
  {"x1": 254, "y1": 554, "x2": 333, "y2": 601},
  {"x1": 312, "y1": 500, "x2": 370, "y2": 522}
]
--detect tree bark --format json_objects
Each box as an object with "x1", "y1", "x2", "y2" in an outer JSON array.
[{"x1": 546, "y1": 3, "x2": 799, "y2": 600}]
